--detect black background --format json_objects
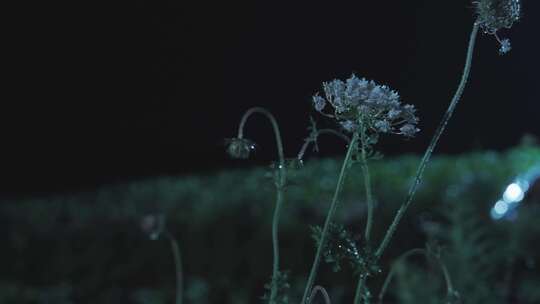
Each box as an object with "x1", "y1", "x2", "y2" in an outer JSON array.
[{"x1": 3, "y1": 0, "x2": 539, "y2": 196}]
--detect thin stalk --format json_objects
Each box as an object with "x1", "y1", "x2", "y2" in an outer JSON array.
[
  {"x1": 352, "y1": 274, "x2": 367, "y2": 304},
  {"x1": 377, "y1": 248, "x2": 455, "y2": 304},
  {"x1": 359, "y1": 125, "x2": 374, "y2": 244},
  {"x1": 377, "y1": 248, "x2": 425, "y2": 304},
  {"x1": 352, "y1": 125, "x2": 374, "y2": 304},
  {"x1": 237, "y1": 107, "x2": 286, "y2": 304},
  {"x1": 297, "y1": 129, "x2": 351, "y2": 161},
  {"x1": 166, "y1": 232, "x2": 183, "y2": 304},
  {"x1": 301, "y1": 132, "x2": 360, "y2": 304},
  {"x1": 375, "y1": 23, "x2": 480, "y2": 259}
]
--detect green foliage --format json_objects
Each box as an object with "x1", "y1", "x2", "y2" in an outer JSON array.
[
  {"x1": 1, "y1": 145, "x2": 539, "y2": 303},
  {"x1": 261, "y1": 271, "x2": 290, "y2": 304}
]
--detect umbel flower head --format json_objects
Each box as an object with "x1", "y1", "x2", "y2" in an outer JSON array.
[
  {"x1": 474, "y1": 0, "x2": 521, "y2": 34},
  {"x1": 312, "y1": 74, "x2": 419, "y2": 138},
  {"x1": 473, "y1": 0, "x2": 521, "y2": 54}
]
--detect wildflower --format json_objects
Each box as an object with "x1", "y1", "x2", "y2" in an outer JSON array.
[
  {"x1": 474, "y1": 0, "x2": 521, "y2": 54},
  {"x1": 312, "y1": 73, "x2": 419, "y2": 138},
  {"x1": 225, "y1": 138, "x2": 256, "y2": 159},
  {"x1": 474, "y1": 0, "x2": 521, "y2": 35}
]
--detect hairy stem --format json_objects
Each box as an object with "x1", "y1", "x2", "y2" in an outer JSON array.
[
  {"x1": 301, "y1": 132, "x2": 359, "y2": 304},
  {"x1": 166, "y1": 232, "x2": 183, "y2": 304},
  {"x1": 375, "y1": 23, "x2": 480, "y2": 259},
  {"x1": 237, "y1": 107, "x2": 286, "y2": 304}
]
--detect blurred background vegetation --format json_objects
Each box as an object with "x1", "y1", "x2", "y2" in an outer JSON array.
[{"x1": 1, "y1": 143, "x2": 539, "y2": 304}]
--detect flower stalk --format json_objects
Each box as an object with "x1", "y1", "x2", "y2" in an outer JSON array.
[
  {"x1": 301, "y1": 132, "x2": 359, "y2": 304},
  {"x1": 375, "y1": 23, "x2": 480, "y2": 259},
  {"x1": 232, "y1": 107, "x2": 286, "y2": 304},
  {"x1": 377, "y1": 247, "x2": 456, "y2": 304}
]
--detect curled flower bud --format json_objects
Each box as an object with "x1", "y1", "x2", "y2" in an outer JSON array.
[
  {"x1": 141, "y1": 214, "x2": 165, "y2": 240},
  {"x1": 225, "y1": 138, "x2": 257, "y2": 159}
]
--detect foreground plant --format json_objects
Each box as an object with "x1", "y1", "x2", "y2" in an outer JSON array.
[
  {"x1": 375, "y1": 0, "x2": 521, "y2": 261},
  {"x1": 226, "y1": 107, "x2": 287, "y2": 304},
  {"x1": 303, "y1": 1, "x2": 521, "y2": 302},
  {"x1": 302, "y1": 75, "x2": 419, "y2": 304},
  {"x1": 225, "y1": 1, "x2": 521, "y2": 303}
]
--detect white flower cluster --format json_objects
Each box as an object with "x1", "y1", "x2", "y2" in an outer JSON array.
[
  {"x1": 474, "y1": 0, "x2": 520, "y2": 55},
  {"x1": 474, "y1": 0, "x2": 521, "y2": 35},
  {"x1": 312, "y1": 74, "x2": 419, "y2": 137}
]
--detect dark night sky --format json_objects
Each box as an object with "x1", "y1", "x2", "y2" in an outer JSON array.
[{"x1": 3, "y1": 0, "x2": 539, "y2": 196}]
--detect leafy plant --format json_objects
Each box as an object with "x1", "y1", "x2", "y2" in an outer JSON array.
[{"x1": 223, "y1": 1, "x2": 523, "y2": 303}]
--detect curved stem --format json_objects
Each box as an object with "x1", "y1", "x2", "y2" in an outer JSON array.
[
  {"x1": 375, "y1": 23, "x2": 480, "y2": 259},
  {"x1": 301, "y1": 132, "x2": 359, "y2": 304},
  {"x1": 378, "y1": 248, "x2": 425, "y2": 304},
  {"x1": 166, "y1": 232, "x2": 183, "y2": 304},
  {"x1": 308, "y1": 285, "x2": 332, "y2": 304},
  {"x1": 237, "y1": 107, "x2": 286, "y2": 304},
  {"x1": 297, "y1": 129, "x2": 351, "y2": 161},
  {"x1": 238, "y1": 107, "x2": 285, "y2": 166},
  {"x1": 377, "y1": 248, "x2": 455, "y2": 304}
]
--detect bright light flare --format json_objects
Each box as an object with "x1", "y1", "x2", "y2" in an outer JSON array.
[{"x1": 502, "y1": 183, "x2": 525, "y2": 203}]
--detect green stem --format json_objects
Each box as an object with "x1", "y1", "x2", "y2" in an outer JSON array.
[
  {"x1": 301, "y1": 132, "x2": 359, "y2": 304},
  {"x1": 352, "y1": 125, "x2": 374, "y2": 304},
  {"x1": 359, "y1": 125, "x2": 374, "y2": 244},
  {"x1": 352, "y1": 274, "x2": 367, "y2": 304},
  {"x1": 297, "y1": 128, "x2": 351, "y2": 161},
  {"x1": 166, "y1": 232, "x2": 183, "y2": 304},
  {"x1": 375, "y1": 23, "x2": 479, "y2": 259},
  {"x1": 237, "y1": 107, "x2": 286, "y2": 304},
  {"x1": 377, "y1": 248, "x2": 455, "y2": 304},
  {"x1": 308, "y1": 286, "x2": 332, "y2": 304}
]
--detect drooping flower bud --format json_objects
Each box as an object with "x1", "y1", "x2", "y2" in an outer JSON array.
[
  {"x1": 225, "y1": 138, "x2": 257, "y2": 159},
  {"x1": 140, "y1": 214, "x2": 166, "y2": 240}
]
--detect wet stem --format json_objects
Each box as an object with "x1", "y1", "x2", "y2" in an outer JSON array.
[
  {"x1": 374, "y1": 22, "x2": 480, "y2": 260},
  {"x1": 237, "y1": 107, "x2": 286, "y2": 304},
  {"x1": 301, "y1": 132, "x2": 360, "y2": 304}
]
